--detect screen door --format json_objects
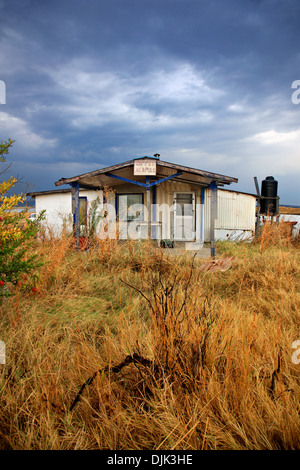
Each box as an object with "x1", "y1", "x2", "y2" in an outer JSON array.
[{"x1": 174, "y1": 193, "x2": 195, "y2": 240}]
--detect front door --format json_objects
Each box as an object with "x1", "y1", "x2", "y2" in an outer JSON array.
[{"x1": 174, "y1": 192, "x2": 195, "y2": 241}]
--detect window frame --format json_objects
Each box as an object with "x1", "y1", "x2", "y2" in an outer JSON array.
[{"x1": 116, "y1": 193, "x2": 145, "y2": 222}]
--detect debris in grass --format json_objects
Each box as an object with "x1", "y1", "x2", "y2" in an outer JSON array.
[{"x1": 198, "y1": 256, "x2": 235, "y2": 272}]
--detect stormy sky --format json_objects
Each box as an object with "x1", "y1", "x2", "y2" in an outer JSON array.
[{"x1": 1, "y1": 0, "x2": 300, "y2": 204}]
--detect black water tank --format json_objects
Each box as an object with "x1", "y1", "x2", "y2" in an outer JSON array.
[{"x1": 260, "y1": 176, "x2": 278, "y2": 215}]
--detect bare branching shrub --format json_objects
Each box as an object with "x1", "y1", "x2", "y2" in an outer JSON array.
[{"x1": 121, "y1": 254, "x2": 217, "y2": 388}]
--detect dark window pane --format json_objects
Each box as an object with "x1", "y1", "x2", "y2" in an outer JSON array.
[
  {"x1": 175, "y1": 194, "x2": 193, "y2": 216},
  {"x1": 117, "y1": 194, "x2": 144, "y2": 221}
]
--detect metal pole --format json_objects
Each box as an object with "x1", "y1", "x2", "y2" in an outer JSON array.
[
  {"x1": 152, "y1": 184, "x2": 156, "y2": 240},
  {"x1": 254, "y1": 177, "x2": 261, "y2": 237},
  {"x1": 254, "y1": 176, "x2": 260, "y2": 197},
  {"x1": 146, "y1": 176, "x2": 151, "y2": 240}
]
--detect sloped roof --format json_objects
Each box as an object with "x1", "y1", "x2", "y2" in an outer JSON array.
[{"x1": 54, "y1": 156, "x2": 238, "y2": 189}]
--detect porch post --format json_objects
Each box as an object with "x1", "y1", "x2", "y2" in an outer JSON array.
[
  {"x1": 210, "y1": 181, "x2": 217, "y2": 258},
  {"x1": 201, "y1": 188, "x2": 205, "y2": 243},
  {"x1": 146, "y1": 176, "x2": 151, "y2": 240},
  {"x1": 152, "y1": 184, "x2": 156, "y2": 240},
  {"x1": 71, "y1": 182, "x2": 80, "y2": 249}
]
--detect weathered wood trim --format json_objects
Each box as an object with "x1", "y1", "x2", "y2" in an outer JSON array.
[
  {"x1": 155, "y1": 160, "x2": 238, "y2": 183},
  {"x1": 55, "y1": 159, "x2": 136, "y2": 186},
  {"x1": 55, "y1": 159, "x2": 238, "y2": 187}
]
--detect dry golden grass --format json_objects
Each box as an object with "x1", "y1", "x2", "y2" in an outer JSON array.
[
  {"x1": 279, "y1": 206, "x2": 300, "y2": 215},
  {"x1": 0, "y1": 222, "x2": 299, "y2": 450}
]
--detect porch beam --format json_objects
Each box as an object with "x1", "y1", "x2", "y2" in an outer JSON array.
[
  {"x1": 104, "y1": 171, "x2": 182, "y2": 188},
  {"x1": 105, "y1": 172, "x2": 148, "y2": 187},
  {"x1": 77, "y1": 183, "x2": 102, "y2": 191},
  {"x1": 148, "y1": 172, "x2": 182, "y2": 187},
  {"x1": 157, "y1": 176, "x2": 209, "y2": 187}
]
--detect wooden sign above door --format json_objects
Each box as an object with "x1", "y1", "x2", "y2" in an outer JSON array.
[{"x1": 134, "y1": 159, "x2": 157, "y2": 176}]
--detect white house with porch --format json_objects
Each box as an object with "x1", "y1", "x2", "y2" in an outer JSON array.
[{"x1": 28, "y1": 155, "x2": 256, "y2": 256}]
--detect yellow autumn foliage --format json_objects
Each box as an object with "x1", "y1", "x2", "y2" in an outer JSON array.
[{"x1": 0, "y1": 177, "x2": 26, "y2": 241}]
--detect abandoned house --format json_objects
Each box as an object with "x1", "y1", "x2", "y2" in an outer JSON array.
[{"x1": 27, "y1": 155, "x2": 257, "y2": 255}]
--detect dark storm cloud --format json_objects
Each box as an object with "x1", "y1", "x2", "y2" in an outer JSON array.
[{"x1": 1, "y1": 0, "x2": 300, "y2": 202}]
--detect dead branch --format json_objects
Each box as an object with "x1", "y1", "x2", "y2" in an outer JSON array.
[
  {"x1": 69, "y1": 353, "x2": 157, "y2": 411},
  {"x1": 268, "y1": 347, "x2": 282, "y2": 399}
]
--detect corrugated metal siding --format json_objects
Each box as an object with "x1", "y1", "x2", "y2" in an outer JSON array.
[
  {"x1": 204, "y1": 189, "x2": 256, "y2": 242},
  {"x1": 216, "y1": 190, "x2": 256, "y2": 230}
]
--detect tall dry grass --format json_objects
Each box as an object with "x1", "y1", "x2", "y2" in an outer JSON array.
[
  {"x1": 279, "y1": 206, "x2": 300, "y2": 215},
  {"x1": 0, "y1": 222, "x2": 299, "y2": 450}
]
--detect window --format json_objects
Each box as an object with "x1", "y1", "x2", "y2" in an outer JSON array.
[
  {"x1": 79, "y1": 197, "x2": 87, "y2": 236},
  {"x1": 116, "y1": 194, "x2": 144, "y2": 222},
  {"x1": 79, "y1": 197, "x2": 88, "y2": 225},
  {"x1": 175, "y1": 193, "x2": 194, "y2": 216}
]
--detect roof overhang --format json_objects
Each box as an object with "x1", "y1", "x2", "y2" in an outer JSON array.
[
  {"x1": 54, "y1": 157, "x2": 238, "y2": 190},
  {"x1": 27, "y1": 188, "x2": 72, "y2": 198}
]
